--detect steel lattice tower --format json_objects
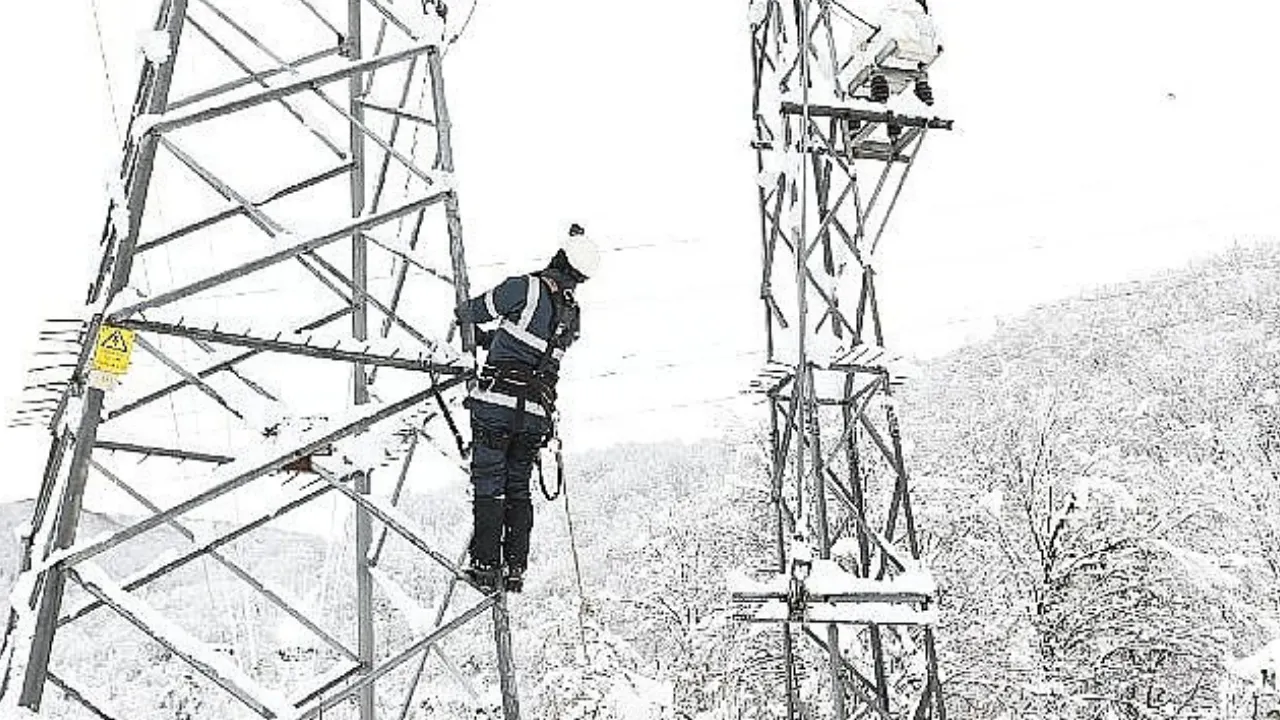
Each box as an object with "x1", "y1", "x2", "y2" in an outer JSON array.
[
  {"x1": 0, "y1": 0, "x2": 524, "y2": 718},
  {"x1": 733, "y1": 1, "x2": 953, "y2": 717}
]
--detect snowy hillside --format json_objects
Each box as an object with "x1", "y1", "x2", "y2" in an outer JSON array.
[{"x1": 903, "y1": 242, "x2": 1280, "y2": 717}]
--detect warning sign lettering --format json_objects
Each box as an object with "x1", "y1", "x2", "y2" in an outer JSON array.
[{"x1": 93, "y1": 326, "x2": 136, "y2": 375}]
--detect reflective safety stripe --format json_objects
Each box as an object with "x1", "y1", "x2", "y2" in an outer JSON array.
[
  {"x1": 484, "y1": 288, "x2": 498, "y2": 320},
  {"x1": 498, "y1": 319, "x2": 565, "y2": 360},
  {"x1": 470, "y1": 387, "x2": 550, "y2": 417},
  {"x1": 517, "y1": 276, "x2": 540, "y2": 330}
]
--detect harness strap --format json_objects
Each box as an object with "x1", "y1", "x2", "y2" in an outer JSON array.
[
  {"x1": 479, "y1": 365, "x2": 556, "y2": 414},
  {"x1": 533, "y1": 275, "x2": 564, "y2": 374}
]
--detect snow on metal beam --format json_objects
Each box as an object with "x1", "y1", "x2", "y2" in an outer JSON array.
[
  {"x1": 780, "y1": 102, "x2": 954, "y2": 130},
  {"x1": 55, "y1": 382, "x2": 458, "y2": 570},
  {"x1": 115, "y1": 319, "x2": 468, "y2": 374},
  {"x1": 745, "y1": 599, "x2": 938, "y2": 626},
  {"x1": 142, "y1": 40, "x2": 440, "y2": 135},
  {"x1": 72, "y1": 563, "x2": 299, "y2": 719}
]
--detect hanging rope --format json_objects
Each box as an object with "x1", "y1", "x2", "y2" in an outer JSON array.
[{"x1": 559, "y1": 461, "x2": 590, "y2": 652}]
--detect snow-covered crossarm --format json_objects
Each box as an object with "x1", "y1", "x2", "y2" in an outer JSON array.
[
  {"x1": 71, "y1": 563, "x2": 300, "y2": 719},
  {"x1": 747, "y1": 600, "x2": 938, "y2": 626},
  {"x1": 750, "y1": 370, "x2": 885, "y2": 409},
  {"x1": 139, "y1": 40, "x2": 442, "y2": 137},
  {"x1": 748, "y1": 352, "x2": 906, "y2": 399},
  {"x1": 779, "y1": 103, "x2": 954, "y2": 131},
  {"x1": 730, "y1": 560, "x2": 937, "y2": 626},
  {"x1": 730, "y1": 563, "x2": 934, "y2": 603},
  {"x1": 113, "y1": 318, "x2": 469, "y2": 375}
]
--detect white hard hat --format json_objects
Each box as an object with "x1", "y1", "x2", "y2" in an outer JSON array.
[{"x1": 563, "y1": 225, "x2": 601, "y2": 279}]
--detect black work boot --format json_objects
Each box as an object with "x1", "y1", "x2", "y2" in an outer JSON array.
[
  {"x1": 467, "y1": 497, "x2": 504, "y2": 591},
  {"x1": 465, "y1": 561, "x2": 501, "y2": 592},
  {"x1": 502, "y1": 499, "x2": 534, "y2": 592}
]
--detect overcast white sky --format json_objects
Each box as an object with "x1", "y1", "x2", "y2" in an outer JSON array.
[{"x1": 1, "y1": 0, "x2": 1278, "y2": 506}]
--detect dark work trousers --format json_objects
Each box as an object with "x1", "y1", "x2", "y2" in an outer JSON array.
[{"x1": 468, "y1": 399, "x2": 551, "y2": 571}]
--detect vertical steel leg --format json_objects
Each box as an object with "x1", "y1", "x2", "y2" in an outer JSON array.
[
  {"x1": 348, "y1": 8, "x2": 373, "y2": 719},
  {"x1": 492, "y1": 594, "x2": 521, "y2": 720},
  {"x1": 19, "y1": 389, "x2": 105, "y2": 709},
  {"x1": 107, "y1": 0, "x2": 192, "y2": 301},
  {"x1": 826, "y1": 624, "x2": 846, "y2": 719},
  {"x1": 427, "y1": 47, "x2": 474, "y2": 353},
  {"x1": 355, "y1": 470, "x2": 375, "y2": 720},
  {"x1": 782, "y1": 624, "x2": 799, "y2": 719},
  {"x1": 349, "y1": 1, "x2": 370, "y2": 405}
]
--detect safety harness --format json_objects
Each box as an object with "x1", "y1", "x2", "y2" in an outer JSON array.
[{"x1": 473, "y1": 273, "x2": 579, "y2": 499}]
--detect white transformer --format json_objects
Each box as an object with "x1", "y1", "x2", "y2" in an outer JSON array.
[{"x1": 843, "y1": 0, "x2": 942, "y2": 104}]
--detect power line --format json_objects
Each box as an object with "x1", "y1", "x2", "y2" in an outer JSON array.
[
  {"x1": 88, "y1": 0, "x2": 122, "y2": 142},
  {"x1": 442, "y1": 0, "x2": 481, "y2": 51},
  {"x1": 563, "y1": 349, "x2": 764, "y2": 383},
  {"x1": 465, "y1": 235, "x2": 716, "y2": 273},
  {"x1": 564, "y1": 393, "x2": 761, "y2": 424}
]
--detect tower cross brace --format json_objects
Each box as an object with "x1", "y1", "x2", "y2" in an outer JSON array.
[{"x1": 1, "y1": 1, "x2": 522, "y2": 718}]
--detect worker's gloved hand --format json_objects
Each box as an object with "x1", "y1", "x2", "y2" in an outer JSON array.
[{"x1": 476, "y1": 327, "x2": 494, "y2": 349}]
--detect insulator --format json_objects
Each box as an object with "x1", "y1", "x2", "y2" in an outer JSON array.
[
  {"x1": 914, "y1": 78, "x2": 934, "y2": 106},
  {"x1": 887, "y1": 123, "x2": 902, "y2": 140},
  {"x1": 870, "y1": 74, "x2": 890, "y2": 103}
]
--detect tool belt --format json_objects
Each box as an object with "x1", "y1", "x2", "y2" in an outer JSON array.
[{"x1": 477, "y1": 360, "x2": 559, "y2": 416}]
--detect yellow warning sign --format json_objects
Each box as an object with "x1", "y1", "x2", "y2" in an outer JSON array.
[{"x1": 92, "y1": 326, "x2": 136, "y2": 375}]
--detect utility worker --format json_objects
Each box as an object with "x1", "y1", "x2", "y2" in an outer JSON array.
[{"x1": 454, "y1": 224, "x2": 600, "y2": 592}]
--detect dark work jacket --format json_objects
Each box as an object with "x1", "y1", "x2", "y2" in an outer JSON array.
[{"x1": 459, "y1": 267, "x2": 580, "y2": 416}]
